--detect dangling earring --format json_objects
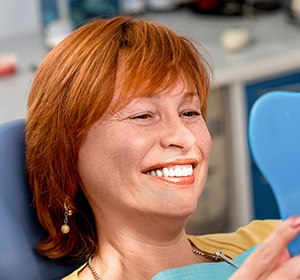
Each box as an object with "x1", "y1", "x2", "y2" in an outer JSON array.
[{"x1": 61, "y1": 202, "x2": 72, "y2": 234}]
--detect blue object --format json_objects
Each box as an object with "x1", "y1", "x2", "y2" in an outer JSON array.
[
  {"x1": 245, "y1": 69, "x2": 300, "y2": 219},
  {"x1": 0, "y1": 120, "x2": 79, "y2": 280},
  {"x1": 152, "y1": 245, "x2": 257, "y2": 280},
  {"x1": 249, "y1": 91, "x2": 300, "y2": 256}
]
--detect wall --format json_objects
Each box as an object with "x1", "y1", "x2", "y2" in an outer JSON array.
[{"x1": 0, "y1": 0, "x2": 40, "y2": 42}]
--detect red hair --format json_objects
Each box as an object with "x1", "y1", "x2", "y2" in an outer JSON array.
[{"x1": 26, "y1": 16, "x2": 212, "y2": 263}]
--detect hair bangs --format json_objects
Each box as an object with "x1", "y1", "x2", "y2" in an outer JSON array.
[{"x1": 110, "y1": 20, "x2": 212, "y2": 118}]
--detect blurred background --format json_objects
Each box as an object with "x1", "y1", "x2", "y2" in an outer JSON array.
[{"x1": 1, "y1": 0, "x2": 300, "y2": 235}]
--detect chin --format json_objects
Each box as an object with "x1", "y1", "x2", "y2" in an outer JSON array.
[
  {"x1": 153, "y1": 196, "x2": 199, "y2": 220},
  {"x1": 137, "y1": 175, "x2": 204, "y2": 220}
]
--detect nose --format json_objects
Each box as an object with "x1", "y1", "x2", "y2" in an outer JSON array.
[{"x1": 159, "y1": 117, "x2": 196, "y2": 153}]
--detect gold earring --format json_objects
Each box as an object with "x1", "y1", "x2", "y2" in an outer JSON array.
[{"x1": 61, "y1": 202, "x2": 72, "y2": 234}]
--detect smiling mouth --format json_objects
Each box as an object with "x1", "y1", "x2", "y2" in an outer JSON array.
[
  {"x1": 145, "y1": 164, "x2": 193, "y2": 178},
  {"x1": 143, "y1": 164, "x2": 195, "y2": 186}
]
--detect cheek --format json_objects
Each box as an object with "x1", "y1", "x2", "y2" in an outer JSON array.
[
  {"x1": 79, "y1": 126, "x2": 153, "y2": 182},
  {"x1": 202, "y1": 130, "x2": 212, "y2": 158},
  {"x1": 111, "y1": 136, "x2": 151, "y2": 172},
  {"x1": 193, "y1": 120, "x2": 212, "y2": 159}
]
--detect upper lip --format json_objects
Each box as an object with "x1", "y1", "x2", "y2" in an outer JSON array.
[{"x1": 141, "y1": 158, "x2": 199, "y2": 173}]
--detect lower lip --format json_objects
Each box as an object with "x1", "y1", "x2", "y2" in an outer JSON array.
[{"x1": 147, "y1": 174, "x2": 195, "y2": 186}]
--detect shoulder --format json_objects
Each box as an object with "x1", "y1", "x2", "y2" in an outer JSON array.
[
  {"x1": 188, "y1": 220, "x2": 281, "y2": 258},
  {"x1": 62, "y1": 263, "x2": 87, "y2": 280}
]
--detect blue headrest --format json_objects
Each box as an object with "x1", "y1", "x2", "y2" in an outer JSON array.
[{"x1": 0, "y1": 120, "x2": 78, "y2": 279}]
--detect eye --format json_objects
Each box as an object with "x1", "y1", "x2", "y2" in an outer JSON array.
[
  {"x1": 131, "y1": 113, "x2": 152, "y2": 120},
  {"x1": 129, "y1": 113, "x2": 157, "y2": 125},
  {"x1": 181, "y1": 110, "x2": 201, "y2": 118}
]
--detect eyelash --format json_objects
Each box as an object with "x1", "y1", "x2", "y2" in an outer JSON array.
[
  {"x1": 130, "y1": 110, "x2": 201, "y2": 120},
  {"x1": 131, "y1": 114, "x2": 152, "y2": 120},
  {"x1": 182, "y1": 111, "x2": 201, "y2": 117},
  {"x1": 181, "y1": 110, "x2": 201, "y2": 118}
]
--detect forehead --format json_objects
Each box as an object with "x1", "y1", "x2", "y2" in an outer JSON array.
[{"x1": 110, "y1": 75, "x2": 199, "y2": 112}]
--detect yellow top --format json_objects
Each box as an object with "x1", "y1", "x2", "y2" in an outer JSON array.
[{"x1": 62, "y1": 220, "x2": 281, "y2": 280}]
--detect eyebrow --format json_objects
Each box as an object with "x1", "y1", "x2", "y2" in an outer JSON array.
[
  {"x1": 180, "y1": 91, "x2": 200, "y2": 104},
  {"x1": 152, "y1": 91, "x2": 199, "y2": 101},
  {"x1": 123, "y1": 91, "x2": 200, "y2": 110},
  {"x1": 181, "y1": 91, "x2": 199, "y2": 99}
]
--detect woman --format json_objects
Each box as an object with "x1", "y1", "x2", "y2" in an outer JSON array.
[{"x1": 26, "y1": 17, "x2": 300, "y2": 279}]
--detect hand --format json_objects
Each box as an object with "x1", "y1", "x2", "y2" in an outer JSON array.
[{"x1": 230, "y1": 217, "x2": 300, "y2": 280}]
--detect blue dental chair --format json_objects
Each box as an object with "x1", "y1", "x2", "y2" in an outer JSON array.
[
  {"x1": 0, "y1": 119, "x2": 78, "y2": 280},
  {"x1": 249, "y1": 91, "x2": 300, "y2": 256}
]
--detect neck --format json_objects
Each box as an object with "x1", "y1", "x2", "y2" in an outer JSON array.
[{"x1": 87, "y1": 210, "x2": 201, "y2": 280}]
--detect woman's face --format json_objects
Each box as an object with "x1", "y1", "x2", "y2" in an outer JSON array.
[{"x1": 77, "y1": 79, "x2": 212, "y2": 220}]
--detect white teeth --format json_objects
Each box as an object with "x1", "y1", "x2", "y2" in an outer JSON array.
[
  {"x1": 182, "y1": 166, "x2": 188, "y2": 176},
  {"x1": 146, "y1": 164, "x2": 193, "y2": 178},
  {"x1": 162, "y1": 167, "x2": 169, "y2": 177},
  {"x1": 169, "y1": 168, "x2": 175, "y2": 177},
  {"x1": 156, "y1": 170, "x2": 163, "y2": 177},
  {"x1": 174, "y1": 167, "x2": 183, "y2": 177}
]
